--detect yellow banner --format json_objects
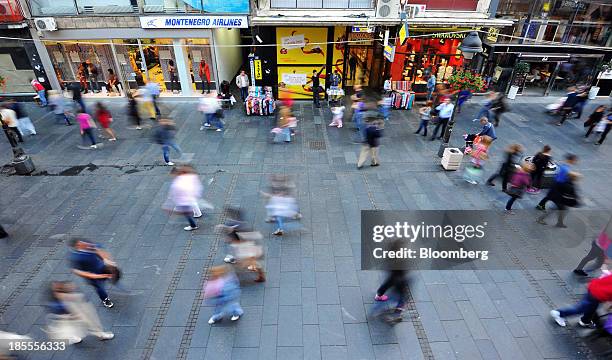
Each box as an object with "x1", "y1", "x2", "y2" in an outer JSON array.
[
  {"x1": 277, "y1": 27, "x2": 328, "y2": 65},
  {"x1": 254, "y1": 59, "x2": 262, "y2": 80},
  {"x1": 278, "y1": 65, "x2": 326, "y2": 99}
]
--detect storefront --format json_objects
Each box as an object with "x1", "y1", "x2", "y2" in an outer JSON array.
[
  {"x1": 0, "y1": 28, "x2": 50, "y2": 95},
  {"x1": 37, "y1": 15, "x2": 246, "y2": 97},
  {"x1": 481, "y1": 43, "x2": 612, "y2": 96}
]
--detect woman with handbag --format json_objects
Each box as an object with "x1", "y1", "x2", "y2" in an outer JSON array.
[
  {"x1": 584, "y1": 105, "x2": 605, "y2": 138},
  {"x1": 504, "y1": 162, "x2": 534, "y2": 213}
]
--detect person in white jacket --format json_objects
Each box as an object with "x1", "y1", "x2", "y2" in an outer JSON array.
[
  {"x1": 198, "y1": 94, "x2": 223, "y2": 131},
  {"x1": 166, "y1": 165, "x2": 203, "y2": 231},
  {"x1": 235, "y1": 70, "x2": 249, "y2": 101}
]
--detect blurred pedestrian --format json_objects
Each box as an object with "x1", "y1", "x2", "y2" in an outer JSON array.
[
  {"x1": 165, "y1": 165, "x2": 202, "y2": 231},
  {"x1": 456, "y1": 89, "x2": 472, "y2": 113},
  {"x1": 145, "y1": 81, "x2": 161, "y2": 116},
  {"x1": 0, "y1": 104, "x2": 23, "y2": 142},
  {"x1": 584, "y1": 105, "x2": 605, "y2": 138},
  {"x1": 536, "y1": 153, "x2": 577, "y2": 210},
  {"x1": 68, "y1": 82, "x2": 87, "y2": 113},
  {"x1": 557, "y1": 86, "x2": 580, "y2": 126},
  {"x1": 473, "y1": 91, "x2": 496, "y2": 121},
  {"x1": 574, "y1": 218, "x2": 612, "y2": 276},
  {"x1": 45, "y1": 281, "x2": 114, "y2": 343},
  {"x1": 198, "y1": 94, "x2": 223, "y2": 131},
  {"x1": 550, "y1": 269, "x2": 612, "y2": 328},
  {"x1": 536, "y1": 171, "x2": 581, "y2": 228},
  {"x1": 203, "y1": 265, "x2": 244, "y2": 324},
  {"x1": 48, "y1": 90, "x2": 73, "y2": 126},
  {"x1": 263, "y1": 186, "x2": 299, "y2": 236},
  {"x1": 527, "y1": 145, "x2": 552, "y2": 194},
  {"x1": 464, "y1": 135, "x2": 493, "y2": 185},
  {"x1": 272, "y1": 105, "x2": 294, "y2": 143},
  {"x1": 328, "y1": 105, "x2": 345, "y2": 128},
  {"x1": 414, "y1": 100, "x2": 432, "y2": 137},
  {"x1": 30, "y1": 78, "x2": 47, "y2": 106},
  {"x1": 76, "y1": 110, "x2": 98, "y2": 149},
  {"x1": 357, "y1": 118, "x2": 383, "y2": 169},
  {"x1": 127, "y1": 92, "x2": 142, "y2": 130},
  {"x1": 504, "y1": 161, "x2": 533, "y2": 213},
  {"x1": 136, "y1": 88, "x2": 156, "y2": 122},
  {"x1": 486, "y1": 143, "x2": 522, "y2": 192},
  {"x1": 595, "y1": 112, "x2": 611, "y2": 145},
  {"x1": 153, "y1": 118, "x2": 182, "y2": 165},
  {"x1": 490, "y1": 92, "x2": 507, "y2": 127},
  {"x1": 95, "y1": 103, "x2": 116, "y2": 141},
  {"x1": 379, "y1": 95, "x2": 391, "y2": 122},
  {"x1": 69, "y1": 238, "x2": 118, "y2": 308},
  {"x1": 6, "y1": 99, "x2": 36, "y2": 136}
]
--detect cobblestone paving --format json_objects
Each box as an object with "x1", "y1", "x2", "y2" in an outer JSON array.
[{"x1": 0, "y1": 96, "x2": 611, "y2": 360}]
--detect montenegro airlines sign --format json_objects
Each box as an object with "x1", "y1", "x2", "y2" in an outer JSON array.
[{"x1": 140, "y1": 16, "x2": 248, "y2": 29}]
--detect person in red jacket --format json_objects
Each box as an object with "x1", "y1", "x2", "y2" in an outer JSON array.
[
  {"x1": 551, "y1": 272, "x2": 612, "y2": 328},
  {"x1": 198, "y1": 59, "x2": 211, "y2": 94}
]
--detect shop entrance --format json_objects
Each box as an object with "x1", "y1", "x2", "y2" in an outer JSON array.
[{"x1": 345, "y1": 45, "x2": 373, "y2": 87}]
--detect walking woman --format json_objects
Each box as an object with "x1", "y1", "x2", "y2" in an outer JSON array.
[
  {"x1": 527, "y1": 145, "x2": 552, "y2": 194},
  {"x1": 95, "y1": 103, "x2": 116, "y2": 141},
  {"x1": 165, "y1": 165, "x2": 202, "y2": 231},
  {"x1": 486, "y1": 143, "x2": 522, "y2": 192},
  {"x1": 574, "y1": 218, "x2": 612, "y2": 276},
  {"x1": 76, "y1": 109, "x2": 98, "y2": 149},
  {"x1": 584, "y1": 105, "x2": 605, "y2": 138},
  {"x1": 595, "y1": 112, "x2": 612, "y2": 145},
  {"x1": 127, "y1": 92, "x2": 142, "y2": 130},
  {"x1": 504, "y1": 162, "x2": 533, "y2": 213}
]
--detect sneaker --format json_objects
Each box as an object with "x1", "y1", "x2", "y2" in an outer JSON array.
[
  {"x1": 595, "y1": 142, "x2": 602, "y2": 145},
  {"x1": 68, "y1": 337, "x2": 83, "y2": 345},
  {"x1": 109, "y1": 138, "x2": 117, "y2": 141},
  {"x1": 204, "y1": 123, "x2": 211, "y2": 127},
  {"x1": 573, "y1": 269, "x2": 588, "y2": 276},
  {"x1": 166, "y1": 162, "x2": 175, "y2": 166},
  {"x1": 102, "y1": 298, "x2": 114, "y2": 308},
  {"x1": 208, "y1": 317, "x2": 217, "y2": 325},
  {"x1": 184, "y1": 226, "x2": 199, "y2": 231},
  {"x1": 200, "y1": 126, "x2": 205, "y2": 131},
  {"x1": 578, "y1": 320, "x2": 597, "y2": 329},
  {"x1": 96, "y1": 332, "x2": 115, "y2": 340},
  {"x1": 230, "y1": 315, "x2": 240, "y2": 321},
  {"x1": 272, "y1": 229, "x2": 284, "y2": 236},
  {"x1": 556, "y1": 123, "x2": 562, "y2": 126},
  {"x1": 224, "y1": 255, "x2": 236, "y2": 264},
  {"x1": 216, "y1": 128, "x2": 222, "y2": 132},
  {"x1": 536, "y1": 204, "x2": 545, "y2": 211},
  {"x1": 90, "y1": 144, "x2": 97, "y2": 149},
  {"x1": 337, "y1": 124, "x2": 342, "y2": 128},
  {"x1": 374, "y1": 294, "x2": 389, "y2": 301},
  {"x1": 550, "y1": 310, "x2": 566, "y2": 327}
]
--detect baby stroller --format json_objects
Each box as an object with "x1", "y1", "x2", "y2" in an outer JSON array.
[
  {"x1": 463, "y1": 133, "x2": 480, "y2": 152},
  {"x1": 546, "y1": 96, "x2": 568, "y2": 115}
]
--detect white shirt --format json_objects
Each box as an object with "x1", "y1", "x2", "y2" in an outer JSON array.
[
  {"x1": 0, "y1": 109, "x2": 18, "y2": 127},
  {"x1": 436, "y1": 103, "x2": 454, "y2": 119},
  {"x1": 383, "y1": 79, "x2": 391, "y2": 91},
  {"x1": 169, "y1": 174, "x2": 202, "y2": 207},
  {"x1": 236, "y1": 74, "x2": 249, "y2": 88},
  {"x1": 198, "y1": 97, "x2": 220, "y2": 114}
]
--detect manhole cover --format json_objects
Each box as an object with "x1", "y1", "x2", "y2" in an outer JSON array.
[{"x1": 309, "y1": 141, "x2": 326, "y2": 150}]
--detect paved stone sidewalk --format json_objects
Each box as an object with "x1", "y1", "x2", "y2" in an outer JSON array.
[{"x1": 0, "y1": 96, "x2": 611, "y2": 360}]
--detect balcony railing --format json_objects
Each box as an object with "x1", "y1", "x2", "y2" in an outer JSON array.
[
  {"x1": 270, "y1": 0, "x2": 373, "y2": 9},
  {"x1": 0, "y1": 0, "x2": 25, "y2": 23}
]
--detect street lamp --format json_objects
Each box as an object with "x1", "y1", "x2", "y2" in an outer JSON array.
[{"x1": 437, "y1": 31, "x2": 483, "y2": 158}]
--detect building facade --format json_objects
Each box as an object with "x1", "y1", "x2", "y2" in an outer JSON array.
[{"x1": 22, "y1": 0, "x2": 248, "y2": 97}]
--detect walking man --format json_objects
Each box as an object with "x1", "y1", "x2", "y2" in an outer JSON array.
[
  {"x1": 311, "y1": 68, "x2": 324, "y2": 108},
  {"x1": 430, "y1": 97, "x2": 454, "y2": 141},
  {"x1": 69, "y1": 238, "x2": 116, "y2": 308},
  {"x1": 154, "y1": 118, "x2": 183, "y2": 166},
  {"x1": 236, "y1": 70, "x2": 249, "y2": 101},
  {"x1": 536, "y1": 153, "x2": 578, "y2": 211}
]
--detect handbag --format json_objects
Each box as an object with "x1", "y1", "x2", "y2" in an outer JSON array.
[{"x1": 507, "y1": 186, "x2": 524, "y2": 197}]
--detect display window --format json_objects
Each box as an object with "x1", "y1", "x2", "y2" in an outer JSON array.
[
  {"x1": 391, "y1": 37, "x2": 465, "y2": 85},
  {"x1": 186, "y1": 38, "x2": 215, "y2": 93}
]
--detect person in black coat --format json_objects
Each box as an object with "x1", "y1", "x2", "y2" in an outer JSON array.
[
  {"x1": 528, "y1": 145, "x2": 552, "y2": 193},
  {"x1": 536, "y1": 172, "x2": 580, "y2": 228},
  {"x1": 558, "y1": 87, "x2": 584, "y2": 126},
  {"x1": 490, "y1": 92, "x2": 508, "y2": 127},
  {"x1": 486, "y1": 143, "x2": 522, "y2": 192},
  {"x1": 584, "y1": 105, "x2": 605, "y2": 138}
]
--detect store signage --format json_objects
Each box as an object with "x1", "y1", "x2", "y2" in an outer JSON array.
[
  {"x1": 351, "y1": 26, "x2": 374, "y2": 33},
  {"x1": 281, "y1": 34, "x2": 306, "y2": 49},
  {"x1": 399, "y1": 22, "x2": 409, "y2": 45},
  {"x1": 139, "y1": 16, "x2": 248, "y2": 29},
  {"x1": 486, "y1": 28, "x2": 499, "y2": 42},
  {"x1": 348, "y1": 32, "x2": 374, "y2": 41},
  {"x1": 282, "y1": 73, "x2": 307, "y2": 86},
  {"x1": 254, "y1": 60, "x2": 262, "y2": 80},
  {"x1": 384, "y1": 45, "x2": 395, "y2": 62},
  {"x1": 249, "y1": 55, "x2": 256, "y2": 86}
]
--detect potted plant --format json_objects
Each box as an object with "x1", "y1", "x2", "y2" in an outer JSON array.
[{"x1": 448, "y1": 70, "x2": 486, "y2": 93}]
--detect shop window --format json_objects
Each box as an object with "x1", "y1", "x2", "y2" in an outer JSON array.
[
  {"x1": 408, "y1": 0, "x2": 477, "y2": 11},
  {"x1": 29, "y1": 0, "x2": 77, "y2": 16},
  {"x1": 391, "y1": 38, "x2": 464, "y2": 85},
  {"x1": 74, "y1": 0, "x2": 136, "y2": 14},
  {"x1": 0, "y1": 47, "x2": 35, "y2": 93},
  {"x1": 186, "y1": 39, "x2": 215, "y2": 93}
]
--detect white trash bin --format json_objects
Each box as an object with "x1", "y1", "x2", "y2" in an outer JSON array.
[{"x1": 441, "y1": 148, "x2": 463, "y2": 171}]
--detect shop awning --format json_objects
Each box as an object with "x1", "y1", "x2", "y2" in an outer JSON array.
[{"x1": 250, "y1": 16, "x2": 513, "y2": 27}]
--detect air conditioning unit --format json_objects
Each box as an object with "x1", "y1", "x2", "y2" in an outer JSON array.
[
  {"x1": 401, "y1": 4, "x2": 426, "y2": 18},
  {"x1": 376, "y1": 0, "x2": 400, "y2": 19},
  {"x1": 35, "y1": 17, "x2": 57, "y2": 31}
]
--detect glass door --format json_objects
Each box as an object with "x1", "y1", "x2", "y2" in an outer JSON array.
[{"x1": 140, "y1": 39, "x2": 176, "y2": 94}]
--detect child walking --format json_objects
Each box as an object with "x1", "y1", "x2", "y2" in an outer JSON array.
[
  {"x1": 505, "y1": 162, "x2": 533, "y2": 213},
  {"x1": 414, "y1": 100, "x2": 432, "y2": 137},
  {"x1": 204, "y1": 265, "x2": 244, "y2": 324},
  {"x1": 95, "y1": 103, "x2": 117, "y2": 141},
  {"x1": 329, "y1": 105, "x2": 345, "y2": 128}
]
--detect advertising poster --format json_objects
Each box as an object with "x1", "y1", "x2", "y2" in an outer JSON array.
[
  {"x1": 331, "y1": 26, "x2": 347, "y2": 82},
  {"x1": 277, "y1": 28, "x2": 328, "y2": 65},
  {"x1": 278, "y1": 65, "x2": 326, "y2": 99}
]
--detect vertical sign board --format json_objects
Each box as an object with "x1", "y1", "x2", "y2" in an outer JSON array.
[
  {"x1": 384, "y1": 45, "x2": 395, "y2": 62},
  {"x1": 249, "y1": 55, "x2": 256, "y2": 86},
  {"x1": 254, "y1": 59, "x2": 262, "y2": 80}
]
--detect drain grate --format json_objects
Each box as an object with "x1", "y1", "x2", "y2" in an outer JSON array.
[{"x1": 309, "y1": 140, "x2": 326, "y2": 150}]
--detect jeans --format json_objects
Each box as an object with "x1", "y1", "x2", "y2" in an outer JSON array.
[
  {"x1": 184, "y1": 213, "x2": 196, "y2": 228},
  {"x1": 209, "y1": 114, "x2": 224, "y2": 130},
  {"x1": 210, "y1": 301, "x2": 244, "y2": 322},
  {"x1": 531, "y1": 169, "x2": 545, "y2": 189},
  {"x1": 558, "y1": 292, "x2": 600, "y2": 323},
  {"x1": 87, "y1": 279, "x2": 108, "y2": 301},
  {"x1": 415, "y1": 119, "x2": 428, "y2": 136},
  {"x1": 430, "y1": 117, "x2": 449, "y2": 139},
  {"x1": 56, "y1": 113, "x2": 71, "y2": 125},
  {"x1": 313, "y1": 88, "x2": 320, "y2": 107},
  {"x1": 75, "y1": 99, "x2": 86, "y2": 113},
  {"x1": 202, "y1": 80, "x2": 210, "y2": 93},
  {"x1": 240, "y1": 87, "x2": 248, "y2": 101},
  {"x1": 352, "y1": 111, "x2": 364, "y2": 142},
  {"x1": 162, "y1": 141, "x2": 182, "y2": 163},
  {"x1": 203, "y1": 113, "x2": 213, "y2": 126},
  {"x1": 475, "y1": 107, "x2": 490, "y2": 120},
  {"x1": 82, "y1": 128, "x2": 96, "y2": 145},
  {"x1": 575, "y1": 241, "x2": 605, "y2": 271},
  {"x1": 37, "y1": 90, "x2": 47, "y2": 106},
  {"x1": 426, "y1": 88, "x2": 434, "y2": 101},
  {"x1": 505, "y1": 194, "x2": 519, "y2": 210},
  {"x1": 89, "y1": 75, "x2": 99, "y2": 92}
]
